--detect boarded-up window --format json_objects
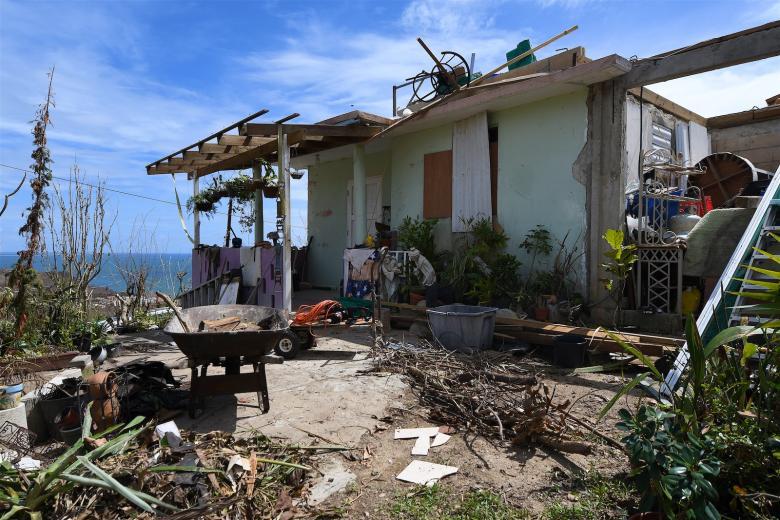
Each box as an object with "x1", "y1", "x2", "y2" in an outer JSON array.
[{"x1": 423, "y1": 150, "x2": 452, "y2": 219}]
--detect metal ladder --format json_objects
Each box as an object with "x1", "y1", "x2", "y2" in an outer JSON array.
[{"x1": 728, "y1": 199, "x2": 780, "y2": 327}]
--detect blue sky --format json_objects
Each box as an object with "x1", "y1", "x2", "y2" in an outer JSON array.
[{"x1": 1, "y1": 0, "x2": 779, "y2": 253}]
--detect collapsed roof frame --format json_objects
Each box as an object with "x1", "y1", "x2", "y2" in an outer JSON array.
[{"x1": 146, "y1": 110, "x2": 390, "y2": 178}]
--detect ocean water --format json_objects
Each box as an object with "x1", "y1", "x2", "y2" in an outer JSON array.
[{"x1": 0, "y1": 252, "x2": 191, "y2": 295}]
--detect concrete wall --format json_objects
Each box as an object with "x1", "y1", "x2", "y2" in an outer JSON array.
[
  {"x1": 306, "y1": 91, "x2": 591, "y2": 290},
  {"x1": 710, "y1": 119, "x2": 780, "y2": 172},
  {"x1": 489, "y1": 90, "x2": 589, "y2": 282},
  {"x1": 307, "y1": 150, "x2": 390, "y2": 288}
]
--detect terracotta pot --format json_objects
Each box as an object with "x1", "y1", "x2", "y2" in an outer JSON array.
[
  {"x1": 409, "y1": 292, "x2": 425, "y2": 305},
  {"x1": 533, "y1": 306, "x2": 549, "y2": 321}
]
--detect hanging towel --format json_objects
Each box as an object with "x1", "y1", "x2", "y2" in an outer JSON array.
[{"x1": 452, "y1": 112, "x2": 491, "y2": 232}]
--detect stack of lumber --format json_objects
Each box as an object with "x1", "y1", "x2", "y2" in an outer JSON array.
[{"x1": 381, "y1": 301, "x2": 683, "y2": 356}]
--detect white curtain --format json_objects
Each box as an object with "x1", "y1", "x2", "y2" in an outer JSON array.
[{"x1": 452, "y1": 112, "x2": 491, "y2": 232}]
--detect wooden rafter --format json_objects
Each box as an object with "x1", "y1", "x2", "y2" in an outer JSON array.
[
  {"x1": 195, "y1": 130, "x2": 308, "y2": 177},
  {"x1": 242, "y1": 123, "x2": 382, "y2": 138}
]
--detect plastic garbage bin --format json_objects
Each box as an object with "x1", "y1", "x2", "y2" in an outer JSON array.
[
  {"x1": 426, "y1": 304, "x2": 497, "y2": 351},
  {"x1": 553, "y1": 334, "x2": 587, "y2": 368}
]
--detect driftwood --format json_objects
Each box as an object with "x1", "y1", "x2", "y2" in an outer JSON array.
[
  {"x1": 199, "y1": 316, "x2": 241, "y2": 332},
  {"x1": 370, "y1": 339, "x2": 596, "y2": 454}
]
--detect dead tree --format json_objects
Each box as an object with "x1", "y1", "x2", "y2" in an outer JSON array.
[
  {"x1": 8, "y1": 68, "x2": 55, "y2": 337},
  {"x1": 47, "y1": 164, "x2": 115, "y2": 314}
]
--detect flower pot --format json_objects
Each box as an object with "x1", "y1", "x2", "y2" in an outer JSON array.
[
  {"x1": 263, "y1": 185, "x2": 280, "y2": 199},
  {"x1": 553, "y1": 334, "x2": 587, "y2": 368},
  {"x1": 533, "y1": 306, "x2": 549, "y2": 321},
  {"x1": 0, "y1": 383, "x2": 24, "y2": 410},
  {"x1": 409, "y1": 292, "x2": 425, "y2": 306}
]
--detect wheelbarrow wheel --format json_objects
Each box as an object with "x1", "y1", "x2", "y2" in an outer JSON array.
[{"x1": 274, "y1": 331, "x2": 301, "y2": 359}]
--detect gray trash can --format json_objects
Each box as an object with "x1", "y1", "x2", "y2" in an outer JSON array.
[{"x1": 426, "y1": 304, "x2": 498, "y2": 351}]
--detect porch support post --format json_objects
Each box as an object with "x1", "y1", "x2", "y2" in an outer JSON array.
[
  {"x1": 193, "y1": 175, "x2": 201, "y2": 246},
  {"x1": 252, "y1": 161, "x2": 264, "y2": 245},
  {"x1": 352, "y1": 143, "x2": 367, "y2": 245},
  {"x1": 278, "y1": 127, "x2": 293, "y2": 314}
]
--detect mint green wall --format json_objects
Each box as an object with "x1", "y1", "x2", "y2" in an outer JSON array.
[
  {"x1": 307, "y1": 90, "x2": 589, "y2": 289},
  {"x1": 491, "y1": 90, "x2": 589, "y2": 284},
  {"x1": 307, "y1": 150, "x2": 390, "y2": 288}
]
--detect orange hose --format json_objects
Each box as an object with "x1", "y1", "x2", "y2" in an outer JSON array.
[{"x1": 292, "y1": 299, "x2": 341, "y2": 325}]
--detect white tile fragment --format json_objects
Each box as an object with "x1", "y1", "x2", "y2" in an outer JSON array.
[
  {"x1": 411, "y1": 435, "x2": 430, "y2": 456},
  {"x1": 394, "y1": 427, "x2": 440, "y2": 439},
  {"x1": 430, "y1": 432, "x2": 451, "y2": 447},
  {"x1": 396, "y1": 460, "x2": 458, "y2": 486}
]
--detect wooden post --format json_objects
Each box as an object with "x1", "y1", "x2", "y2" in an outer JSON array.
[
  {"x1": 252, "y1": 162, "x2": 264, "y2": 245},
  {"x1": 193, "y1": 175, "x2": 201, "y2": 246},
  {"x1": 277, "y1": 126, "x2": 293, "y2": 314}
]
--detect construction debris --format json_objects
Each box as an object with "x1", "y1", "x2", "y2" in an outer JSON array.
[
  {"x1": 396, "y1": 460, "x2": 458, "y2": 486},
  {"x1": 371, "y1": 338, "x2": 594, "y2": 454},
  {"x1": 3, "y1": 419, "x2": 316, "y2": 519}
]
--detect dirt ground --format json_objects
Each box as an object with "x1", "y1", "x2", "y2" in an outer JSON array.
[{"x1": 83, "y1": 321, "x2": 642, "y2": 517}]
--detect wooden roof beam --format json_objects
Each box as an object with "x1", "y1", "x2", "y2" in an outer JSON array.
[
  {"x1": 619, "y1": 20, "x2": 780, "y2": 88},
  {"x1": 196, "y1": 130, "x2": 308, "y2": 178},
  {"x1": 199, "y1": 143, "x2": 256, "y2": 154},
  {"x1": 216, "y1": 135, "x2": 274, "y2": 147},
  {"x1": 145, "y1": 108, "x2": 269, "y2": 169},
  {"x1": 242, "y1": 123, "x2": 382, "y2": 138}
]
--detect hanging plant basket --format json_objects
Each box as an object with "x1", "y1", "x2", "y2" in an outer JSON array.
[
  {"x1": 193, "y1": 200, "x2": 216, "y2": 213},
  {"x1": 263, "y1": 185, "x2": 280, "y2": 199}
]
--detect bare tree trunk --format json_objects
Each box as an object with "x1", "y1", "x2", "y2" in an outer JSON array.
[{"x1": 47, "y1": 164, "x2": 115, "y2": 315}]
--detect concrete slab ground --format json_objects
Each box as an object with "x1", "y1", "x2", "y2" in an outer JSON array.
[{"x1": 102, "y1": 325, "x2": 405, "y2": 448}]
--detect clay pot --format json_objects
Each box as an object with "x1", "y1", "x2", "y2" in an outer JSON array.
[{"x1": 533, "y1": 306, "x2": 549, "y2": 321}]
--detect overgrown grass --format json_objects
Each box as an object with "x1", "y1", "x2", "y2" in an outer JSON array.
[
  {"x1": 541, "y1": 469, "x2": 637, "y2": 520},
  {"x1": 389, "y1": 485, "x2": 529, "y2": 520}
]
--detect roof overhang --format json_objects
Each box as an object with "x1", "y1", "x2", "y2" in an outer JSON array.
[
  {"x1": 146, "y1": 110, "x2": 391, "y2": 178},
  {"x1": 289, "y1": 54, "x2": 631, "y2": 167}
]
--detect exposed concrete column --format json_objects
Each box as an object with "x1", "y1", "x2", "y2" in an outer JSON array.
[
  {"x1": 583, "y1": 80, "x2": 628, "y2": 322},
  {"x1": 352, "y1": 143, "x2": 367, "y2": 245},
  {"x1": 252, "y1": 162, "x2": 264, "y2": 245},
  {"x1": 193, "y1": 175, "x2": 201, "y2": 246}
]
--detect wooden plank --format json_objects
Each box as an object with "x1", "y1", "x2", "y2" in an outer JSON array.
[
  {"x1": 480, "y1": 47, "x2": 588, "y2": 86},
  {"x1": 195, "y1": 130, "x2": 307, "y2": 177},
  {"x1": 628, "y1": 87, "x2": 707, "y2": 126},
  {"x1": 243, "y1": 123, "x2": 382, "y2": 138},
  {"x1": 423, "y1": 150, "x2": 453, "y2": 219},
  {"x1": 217, "y1": 135, "x2": 274, "y2": 147},
  {"x1": 711, "y1": 133, "x2": 780, "y2": 152},
  {"x1": 620, "y1": 21, "x2": 780, "y2": 88},
  {"x1": 504, "y1": 329, "x2": 666, "y2": 357},
  {"x1": 198, "y1": 143, "x2": 255, "y2": 154},
  {"x1": 146, "y1": 108, "x2": 268, "y2": 168},
  {"x1": 318, "y1": 110, "x2": 393, "y2": 126},
  {"x1": 381, "y1": 301, "x2": 684, "y2": 347},
  {"x1": 707, "y1": 105, "x2": 780, "y2": 129}
]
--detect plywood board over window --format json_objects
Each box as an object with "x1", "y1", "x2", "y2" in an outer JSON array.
[{"x1": 423, "y1": 150, "x2": 453, "y2": 219}]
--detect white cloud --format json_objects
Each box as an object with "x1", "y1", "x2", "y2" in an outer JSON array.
[{"x1": 647, "y1": 57, "x2": 780, "y2": 117}]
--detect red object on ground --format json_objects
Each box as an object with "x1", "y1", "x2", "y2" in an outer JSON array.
[{"x1": 293, "y1": 300, "x2": 341, "y2": 325}]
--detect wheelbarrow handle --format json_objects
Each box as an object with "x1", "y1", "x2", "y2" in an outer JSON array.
[{"x1": 156, "y1": 291, "x2": 191, "y2": 333}]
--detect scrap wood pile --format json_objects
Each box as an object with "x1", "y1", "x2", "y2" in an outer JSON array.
[
  {"x1": 0, "y1": 416, "x2": 315, "y2": 519},
  {"x1": 370, "y1": 338, "x2": 594, "y2": 454}
]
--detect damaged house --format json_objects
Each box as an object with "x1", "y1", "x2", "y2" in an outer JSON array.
[
  {"x1": 290, "y1": 25, "x2": 780, "y2": 331},
  {"x1": 146, "y1": 21, "x2": 780, "y2": 334}
]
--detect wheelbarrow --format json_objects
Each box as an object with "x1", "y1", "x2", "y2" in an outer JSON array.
[{"x1": 164, "y1": 304, "x2": 295, "y2": 418}]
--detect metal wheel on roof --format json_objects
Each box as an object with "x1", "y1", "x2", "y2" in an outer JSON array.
[{"x1": 409, "y1": 50, "x2": 471, "y2": 104}]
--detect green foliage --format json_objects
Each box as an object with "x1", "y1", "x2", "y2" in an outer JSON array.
[
  {"x1": 617, "y1": 406, "x2": 721, "y2": 518},
  {"x1": 389, "y1": 485, "x2": 529, "y2": 520},
  {"x1": 443, "y1": 217, "x2": 521, "y2": 306},
  {"x1": 600, "y1": 229, "x2": 637, "y2": 294},
  {"x1": 598, "y1": 232, "x2": 780, "y2": 517},
  {"x1": 398, "y1": 216, "x2": 439, "y2": 263}
]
